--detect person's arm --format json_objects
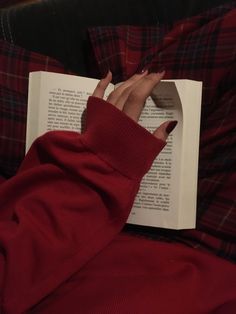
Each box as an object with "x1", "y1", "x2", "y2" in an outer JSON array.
[{"x1": 0, "y1": 71, "x2": 175, "y2": 314}]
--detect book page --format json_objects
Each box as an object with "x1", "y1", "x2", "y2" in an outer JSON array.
[
  {"x1": 127, "y1": 82, "x2": 183, "y2": 229},
  {"x1": 26, "y1": 72, "x2": 114, "y2": 151},
  {"x1": 27, "y1": 73, "x2": 201, "y2": 229}
]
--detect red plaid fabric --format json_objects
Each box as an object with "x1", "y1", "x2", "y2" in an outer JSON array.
[
  {"x1": 0, "y1": 39, "x2": 68, "y2": 178},
  {"x1": 88, "y1": 2, "x2": 236, "y2": 262}
]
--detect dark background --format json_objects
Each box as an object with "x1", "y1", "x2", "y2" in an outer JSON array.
[{"x1": 0, "y1": 0, "x2": 233, "y2": 74}]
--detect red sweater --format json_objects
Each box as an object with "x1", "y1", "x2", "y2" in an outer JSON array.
[{"x1": 0, "y1": 97, "x2": 235, "y2": 314}]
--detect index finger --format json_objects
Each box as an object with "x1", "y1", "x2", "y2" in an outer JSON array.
[
  {"x1": 122, "y1": 71, "x2": 165, "y2": 122},
  {"x1": 92, "y1": 71, "x2": 112, "y2": 98}
]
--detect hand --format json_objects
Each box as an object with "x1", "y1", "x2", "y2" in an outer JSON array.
[{"x1": 92, "y1": 71, "x2": 177, "y2": 141}]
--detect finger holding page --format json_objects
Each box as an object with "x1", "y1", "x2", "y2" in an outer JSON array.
[
  {"x1": 92, "y1": 71, "x2": 112, "y2": 98},
  {"x1": 107, "y1": 70, "x2": 148, "y2": 106},
  {"x1": 92, "y1": 70, "x2": 148, "y2": 104},
  {"x1": 113, "y1": 71, "x2": 177, "y2": 141},
  {"x1": 122, "y1": 71, "x2": 165, "y2": 122},
  {"x1": 91, "y1": 70, "x2": 177, "y2": 141}
]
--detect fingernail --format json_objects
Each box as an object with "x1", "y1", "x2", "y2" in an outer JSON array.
[
  {"x1": 102, "y1": 70, "x2": 111, "y2": 79},
  {"x1": 166, "y1": 120, "x2": 178, "y2": 134},
  {"x1": 141, "y1": 68, "x2": 149, "y2": 74},
  {"x1": 137, "y1": 67, "x2": 149, "y2": 74}
]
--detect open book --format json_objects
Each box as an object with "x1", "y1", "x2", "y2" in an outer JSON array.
[{"x1": 27, "y1": 71, "x2": 202, "y2": 229}]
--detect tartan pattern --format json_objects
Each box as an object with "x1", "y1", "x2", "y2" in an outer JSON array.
[
  {"x1": 88, "y1": 2, "x2": 236, "y2": 262},
  {"x1": 0, "y1": 39, "x2": 68, "y2": 178}
]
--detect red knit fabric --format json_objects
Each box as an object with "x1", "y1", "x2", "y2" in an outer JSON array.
[{"x1": 0, "y1": 97, "x2": 236, "y2": 314}]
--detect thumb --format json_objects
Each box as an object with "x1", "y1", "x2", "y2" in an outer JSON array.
[{"x1": 153, "y1": 120, "x2": 178, "y2": 141}]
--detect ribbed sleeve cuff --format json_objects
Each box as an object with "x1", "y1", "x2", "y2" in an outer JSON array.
[{"x1": 82, "y1": 97, "x2": 166, "y2": 180}]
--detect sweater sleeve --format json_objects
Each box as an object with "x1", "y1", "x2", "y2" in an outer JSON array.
[{"x1": 0, "y1": 96, "x2": 165, "y2": 314}]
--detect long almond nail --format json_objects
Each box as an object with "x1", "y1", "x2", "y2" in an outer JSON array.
[{"x1": 166, "y1": 120, "x2": 178, "y2": 134}]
